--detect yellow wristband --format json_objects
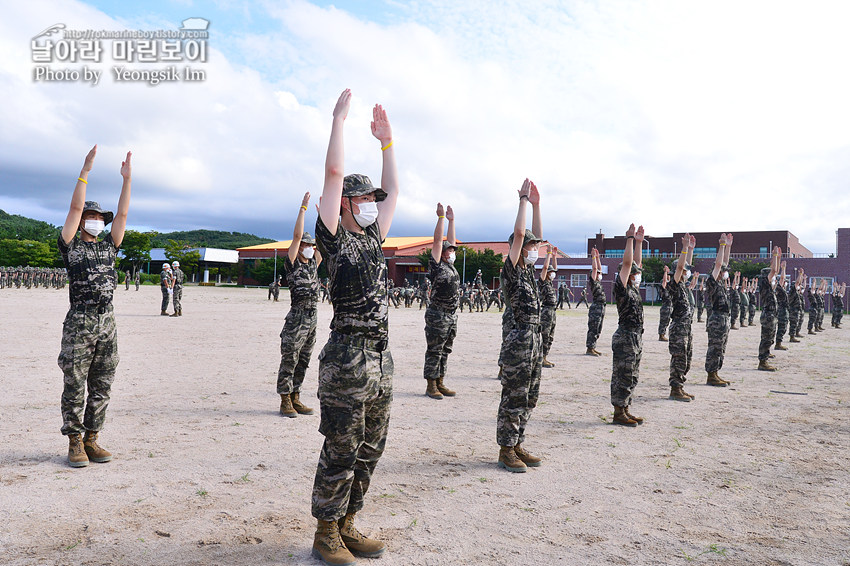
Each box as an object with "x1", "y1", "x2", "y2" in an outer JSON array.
[
  {"x1": 681, "y1": 250, "x2": 687, "y2": 254},
  {"x1": 77, "y1": 177, "x2": 87, "y2": 184},
  {"x1": 300, "y1": 205, "x2": 307, "y2": 211},
  {"x1": 438, "y1": 215, "x2": 445, "y2": 219},
  {"x1": 381, "y1": 140, "x2": 393, "y2": 151},
  {"x1": 720, "y1": 243, "x2": 726, "y2": 246}
]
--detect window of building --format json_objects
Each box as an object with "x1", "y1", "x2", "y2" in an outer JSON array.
[
  {"x1": 759, "y1": 247, "x2": 768, "y2": 258},
  {"x1": 571, "y1": 273, "x2": 588, "y2": 288},
  {"x1": 693, "y1": 247, "x2": 717, "y2": 258},
  {"x1": 604, "y1": 249, "x2": 624, "y2": 258}
]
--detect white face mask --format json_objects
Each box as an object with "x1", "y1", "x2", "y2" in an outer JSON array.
[
  {"x1": 352, "y1": 201, "x2": 378, "y2": 227},
  {"x1": 524, "y1": 248, "x2": 538, "y2": 265},
  {"x1": 83, "y1": 219, "x2": 105, "y2": 237},
  {"x1": 549, "y1": 272, "x2": 556, "y2": 281},
  {"x1": 723, "y1": 271, "x2": 730, "y2": 280},
  {"x1": 685, "y1": 270, "x2": 692, "y2": 280},
  {"x1": 447, "y1": 252, "x2": 456, "y2": 263},
  {"x1": 633, "y1": 274, "x2": 642, "y2": 286},
  {"x1": 301, "y1": 246, "x2": 315, "y2": 259}
]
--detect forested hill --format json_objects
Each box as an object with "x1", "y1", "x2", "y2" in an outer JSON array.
[{"x1": 0, "y1": 210, "x2": 61, "y2": 241}]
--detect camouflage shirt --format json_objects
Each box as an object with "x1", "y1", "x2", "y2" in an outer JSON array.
[
  {"x1": 705, "y1": 274, "x2": 729, "y2": 313},
  {"x1": 788, "y1": 285, "x2": 801, "y2": 309},
  {"x1": 537, "y1": 277, "x2": 557, "y2": 307},
  {"x1": 589, "y1": 278, "x2": 606, "y2": 304},
  {"x1": 284, "y1": 256, "x2": 319, "y2": 309},
  {"x1": 758, "y1": 272, "x2": 777, "y2": 313},
  {"x1": 614, "y1": 274, "x2": 643, "y2": 331},
  {"x1": 315, "y1": 216, "x2": 388, "y2": 340},
  {"x1": 58, "y1": 233, "x2": 118, "y2": 306},
  {"x1": 427, "y1": 256, "x2": 460, "y2": 311},
  {"x1": 670, "y1": 278, "x2": 692, "y2": 325},
  {"x1": 172, "y1": 268, "x2": 185, "y2": 288},
  {"x1": 776, "y1": 284, "x2": 788, "y2": 308},
  {"x1": 160, "y1": 270, "x2": 172, "y2": 288},
  {"x1": 501, "y1": 257, "x2": 540, "y2": 326}
]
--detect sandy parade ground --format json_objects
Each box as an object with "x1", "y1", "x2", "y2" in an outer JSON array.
[{"x1": 1, "y1": 284, "x2": 848, "y2": 566}]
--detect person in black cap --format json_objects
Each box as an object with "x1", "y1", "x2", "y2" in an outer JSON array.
[
  {"x1": 277, "y1": 191, "x2": 323, "y2": 417},
  {"x1": 57, "y1": 144, "x2": 132, "y2": 468},
  {"x1": 496, "y1": 178, "x2": 544, "y2": 473},
  {"x1": 310, "y1": 89, "x2": 398, "y2": 565},
  {"x1": 423, "y1": 202, "x2": 460, "y2": 399}
]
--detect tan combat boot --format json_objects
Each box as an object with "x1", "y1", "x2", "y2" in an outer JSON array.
[
  {"x1": 612, "y1": 406, "x2": 637, "y2": 427},
  {"x1": 789, "y1": 336, "x2": 800, "y2": 343},
  {"x1": 83, "y1": 431, "x2": 113, "y2": 463},
  {"x1": 659, "y1": 333, "x2": 668, "y2": 342},
  {"x1": 291, "y1": 392, "x2": 314, "y2": 415},
  {"x1": 669, "y1": 386, "x2": 691, "y2": 402},
  {"x1": 338, "y1": 513, "x2": 386, "y2": 558},
  {"x1": 774, "y1": 341, "x2": 787, "y2": 350},
  {"x1": 160, "y1": 310, "x2": 168, "y2": 316},
  {"x1": 542, "y1": 357, "x2": 554, "y2": 368},
  {"x1": 514, "y1": 443, "x2": 542, "y2": 467},
  {"x1": 706, "y1": 372, "x2": 729, "y2": 387},
  {"x1": 585, "y1": 347, "x2": 599, "y2": 357},
  {"x1": 497, "y1": 446, "x2": 527, "y2": 472},
  {"x1": 279, "y1": 394, "x2": 297, "y2": 418},
  {"x1": 312, "y1": 519, "x2": 357, "y2": 566},
  {"x1": 758, "y1": 360, "x2": 777, "y2": 372},
  {"x1": 808, "y1": 329, "x2": 816, "y2": 335},
  {"x1": 425, "y1": 379, "x2": 443, "y2": 400},
  {"x1": 68, "y1": 433, "x2": 89, "y2": 468},
  {"x1": 592, "y1": 348, "x2": 603, "y2": 356},
  {"x1": 730, "y1": 321, "x2": 738, "y2": 330},
  {"x1": 435, "y1": 378, "x2": 455, "y2": 397},
  {"x1": 624, "y1": 405, "x2": 644, "y2": 424}
]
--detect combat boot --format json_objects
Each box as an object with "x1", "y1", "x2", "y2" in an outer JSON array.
[
  {"x1": 790, "y1": 336, "x2": 800, "y2": 343},
  {"x1": 542, "y1": 357, "x2": 555, "y2": 368},
  {"x1": 514, "y1": 443, "x2": 542, "y2": 467},
  {"x1": 279, "y1": 394, "x2": 297, "y2": 418},
  {"x1": 624, "y1": 405, "x2": 645, "y2": 424},
  {"x1": 706, "y1": 371, "x2": 728, "y2": 387},
  {"x1": 730, "y1": 322, "x2": 738, "y2": 330},
  {"x1": 585, "y1": 348, "x2": 600, "y2": 357},
  {"x1": 338, "y1": 513, "x2": 386, "y2": 558},
  {"x1": 178, "y1": 308, "x2": 183, "y2": 316},
  {"x1": 592, "y1": 348, "x2": 603, "y2": 356},
  {"x1": 669, "y1": 386, "x2": 691, "y2": 402},
  {"x1": 425, "y1": 379, "x2": 443, "y2": 399},
  {"x1": 312, "y1": 519, "x2": 356, "y2": 566},
  {"x1": 497, "y1": 446, "x2": 527, "y2": 472},
  {"x1": 758, "y1": 360, "x2": 777, "y2": 372},
  {"x1": 83, "y1": 431, "x2": 112, "y2": 463},
  {"x1": 612, "y1": 406, "x2": 637, "y2": 427},
  {"x1": 436, "y1": 378, "x2": 455, "y2": 397},
  {"x1": 774, "y1": 342, "x2": 787, "y2": 350},
  {"x1": 658, "y1": 333, "x2": 668, "y2": 342},
  {"x1": 68, "y1": 433, "x2": 89, "y2": 468},
  {"x1": 170, "y1": 312, "x2": 179, "y2": 317},
  {"x1": 290, "y1": 392, "x2": 314, "y2": 415},
  {"x1": 808, "y1": 329, "x2": 816, "y2": 335},
  {"x1": 160, "y1": 310, "x2": 168, "y2": 316}
]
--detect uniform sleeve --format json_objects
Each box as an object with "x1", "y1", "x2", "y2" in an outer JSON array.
[
  {"x1": 501, "y1": 257, "x2": 517, "y2": 288},
  {"x1": 104, "y1": 232, "x2": 119, "y2": 251},
  {"x1": 315, "y1": 215, "x2": 339, "y2": 257}
]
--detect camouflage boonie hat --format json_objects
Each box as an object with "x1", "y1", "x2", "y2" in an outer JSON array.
[
  {"x1": 617, "y1": 262, "x2": 643, "y2": 274},
  {"x1": 301, "y1": 232, "x2": 316, "y2": 245},
  {"x1": 441, "y1": 240, "x2": 458, "y2": 251},
  {"x1": 507, "y1": 229, "x2": 543, "y2": 248},
  {"x1": 547, "y1": 264, "x2": 557, "y2": 273},
  {"x1": 342, "y1": 174, "x2": 387, "y2": 202},
  {"x1": 82, "y1": 201, "x2": 114, "y2": 225}
]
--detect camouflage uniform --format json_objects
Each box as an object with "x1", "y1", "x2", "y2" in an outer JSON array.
[
  {"x1": 748, "y1": 290, "x2": 757, "y2": 325},
  {"x1": 160, "y1": 268, "x2": 172, "y2": 312},
  {"x1": 668, "y1": 278, "x2": 693, "y2": 388},
  {"x1": 537, "y1": 273, "x2": 558, "y2": 360},
  {"x1": 775, "y1": 284, "x2": 788, "y2": 343},
  {"x1": 704, "y1": 273, "x2": 731, "y2": 373},
  {"x1": 57, "y1": 232, "x2": 120, "y2": 435},
  {"x1": 806, "y1": 287, "x2": 817, "y2": 332},
  {"x1": 497, "y1": 252, "x2": 542, "y2": 447},
  {"x1": 788, "y1": 284, "x2": 801, "y2": 336},
  {"x1": 423, "y1": 255, "x2": 460, "y2": 382},
  {"x1": 585, "y1": 278, "x2": 607, "y2": 350},
  {"x1": 311, "y1": 214, "x2": 393, "y2": 522},
  {"x1": 134, "y1": 271, "x2": 140, "y2": 291},
  {"x1": 277, "y1": 255, "x2": 319, "y2": 396},
  {"x1": 611, "y1": 274, "x2": 644, "y2": 407},
  {"x1": 575, "y1": 287, "x2": 588, "y2": 308},
  {"x1": 658, "y1": 284, "x2": 672, "y2": 336},
  {"x1": 739, "y1": 288, "x2": 749, "y2": 327},
  {"x1": 817, "y1": 292, "x2": 826, "y2": 328},
  {"x1": 172, "y1": 266, "x2": 185, "y2": 314},
  {"x1": 758, "y1": 269, "x2": 778, "y2": 361},
  {"x1": 729, "y1": 284, "x2": 740, "y2": 327},
  {"x1": 832, "y1": 292, "x2": 844, "y2": 326}
]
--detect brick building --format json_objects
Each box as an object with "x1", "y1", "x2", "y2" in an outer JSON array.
[{"x1": 588, "y1": 230, "x2": 812, "y2": 259}]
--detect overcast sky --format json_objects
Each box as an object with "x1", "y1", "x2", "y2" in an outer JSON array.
[{"x1": 2, "y1": 0, "x2": 849, "y2": 254}]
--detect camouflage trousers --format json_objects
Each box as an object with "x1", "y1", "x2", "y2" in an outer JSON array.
[
  {"x1": 611, "y1": 327, "x2": 642, "y2": 407},
  {"x1": 423, "y1": 306, "x2": 457, "y2": 381},
  {"x1": 817, "y1": 307, "x2": 825, "y2": 328},
  {"x1": 540, "y1": 306, "x2": 557, "y2": 358},
  {"x1": 497, "y1": 325, "x2": 542, "y2": 447},
  {"x1": 58, "y1": 306, "x2": 119, "y2": 435},
  {"x1": 748, "y1": 303, "x2": 756, "y2": 325},
  {"x1": 832, "y1": 307, "x2": 843, "y2": 326},
  {"x1": 658, "y1": 302, "x2": 672, "y2": 335},
  {"x1": 312, "y1": 333, "x2": 393, "y2": 521},
  {"x1": 759, "y1": 310, "x2": 778, "y2": 361},
  {"x1": 807, "y1": 308, "x2": 817, "y2": 331},
  {"x1": 668, "y1": 322, "x2": 693, "y2": 387},
  {"x1": 160, "y1": 287, "x2": 170, "y2": 311},
  {"x1": 585, "y1": 303, "x2": 605, "y2": 349},
  {"x1": 739, "y1": 302, "x2": 748, "y2": 325},
  {"x1": 696, "y1": 304, "x2": 704, "y2": 321},
  {"x1": 729, "y1": 299, "x2": 740, "y2": 325},
  {"x1": 704, "y1": 312, "x2": 730, "y2": 373},
  {"x1": 789, "y1": 307, "x2": 799, "y2": 337},
  {"x1": 776, "y1": 306, "x2": 788, "y2": 343},
  {"x1": 277, "y1": 307, "x2": 317, "y2": 395},
  {"x1": 172, "y1": 286, "x2": 183, "y2": 313}
]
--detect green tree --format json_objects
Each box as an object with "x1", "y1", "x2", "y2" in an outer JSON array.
[
  {"x1": 246, "y1": 258, "x2": 278, "y2": 286},
  {"x1": 426, "y1": 246, "x2": 503, "y2": 285},
  {"x1": 728, "y1": 259, "x2": 768, "y2": 279},
  {"x1": 164, "y1": 239, "x2": 201, "y2": 274},
  {"x1": 640, "y1": 257, "x2": 667, "y2": 283},
  {"x1": 0, "y1": 239, "x2": 57, "y2": 266},
  {"x1": 120, "y1": 230, "x2": 153, "y2": 276}
]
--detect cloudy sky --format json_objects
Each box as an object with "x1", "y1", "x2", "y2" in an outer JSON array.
[{"x1": 2, "y1": 0, "x2": 849, "y2": 254}]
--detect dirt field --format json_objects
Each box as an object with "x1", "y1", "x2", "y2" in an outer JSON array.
[{"x1": 1, "y1": 284, "x2": 848, "y2": 566}]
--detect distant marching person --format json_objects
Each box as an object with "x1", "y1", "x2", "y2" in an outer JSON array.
[
  {"x1": 757, "y1": 247, "x2": 781, "y2": 371},
  {"x1": 729, "y1": 271, "x2": 741, "y2": 330},
  {"x1": 658, "y1": 265, "x2": 671, "y2": 341},
  {"x1": 774, "y1": 261, "x2": 789, "y2": 350},
  {"x1": 538, "y1": 245, "x2": 559, "y2": 368},
  {"x1": 747, "y1": 279, "x2": 757, "y2": 326},
  {"x1": 739, "y1": 277, "x2": 749, "y2": 328},
  {"x1": 58, "y1": 145, "x2": 132, "y2": 468},
  {"x1": 832, "y1": 282, "x2": 845, "y2": 328},
  {"x1": 585, "y1": 247, "x2": 606, "y2": 357}
]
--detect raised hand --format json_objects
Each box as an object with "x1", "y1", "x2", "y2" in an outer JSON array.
[
  {"x1": 528, "y1": 181, "x2": 540, "y2": 205},
  {"x1": 719, "y1": 233, "x2": 728, "y2": 246},
  {"x1": 371, "y1": 103, "x2": 392, "y2": 144},
  {"x1": 626, "y1": 223, "x2": 636, "y2": 238},
  {"x1": 445, "y1": 205, "x2": 454, "y2": 221},
  {"x1": 689, "y1": 234, "x2": 696, "y2": 248},
  {"x1": 436, "y1": 202, "x2": 444, "y2": 217},
  {"x1": 546, "y1": 244, "x2": 552, "y2": 255},
  {"x1": 83, "y1": 144, "x2": 97, "y2": 171},
  {"x1": 120, "y1": 151, "x2": 132, "y2": 179},
  {"x1": 781, "y1": 260, "x2": 786, "y2": 269},
  {"x1": 518, "y1": 178, "x2": 531, "y2": 201},
  {"x1": 728, "y1": 234, "x2": 734, "y2": 245},
  {"x1": 664, "y1": 265, "x2": 670, "y2": 273},
  {"x1": 635, "y1": 225, "x2": 645, "y2": 242},
  {"x1": 301, "y1": 191, "x2": 311, "y2": 208},
  {"x1": 591, "y1": 247, "x2": 599, "y2": 259},
  {"x1": 333, "y1": 89, "x2": 351, "y2": 120},
  {"x1": 681, "y1": 233, "x2": 690, "y2": 251}
]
